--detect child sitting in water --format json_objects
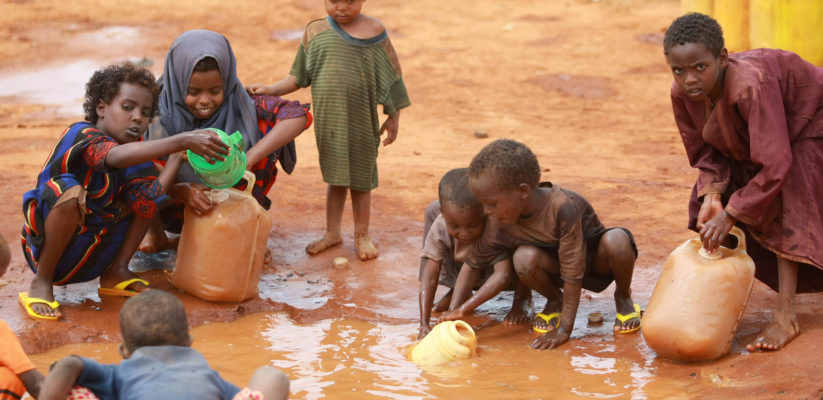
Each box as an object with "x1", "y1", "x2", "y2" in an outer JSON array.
[
  {"x1": 422, "y1": 168, "x2": 533, "y2": 338},
  {"x1": 19, "y1": 63, "x2": 229, "y2": 320},
  {"x1": 39, "y1": 290, "x2": 290, "y2": 400},
  {"x1": 247, "y1": 0, "x2": 411, "y2": 261},
  {"x1": 465, "y1": 139, "x2": 640, "y2": 350},
  {"x1": 664, "y1": 13, "x2": 823, "y2": 352}
]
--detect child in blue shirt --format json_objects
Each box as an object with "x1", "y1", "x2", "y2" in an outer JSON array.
[{"x1": 39, "y1": 290, "x2": 289, "y2": 400}]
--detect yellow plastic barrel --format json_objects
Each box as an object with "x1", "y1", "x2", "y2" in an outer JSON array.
[
  {"x1": 681, "y1": 0, "x2": 713, "y2": 14},
  {"x1": 750, "y1": 0, "x2": 823, "y2": 66},
  {"x1": 681, "y1": 0, "x2": 750, "y2": 53},
  {"x1": 409, "y1": 320, "x2": 477, "y2": 367},
  {"x1": 713, "y1": 0, "x2": 749, "y2": 52}
]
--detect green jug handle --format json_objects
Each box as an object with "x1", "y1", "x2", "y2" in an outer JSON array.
[{"x1": 229, "y1": 131, "x2": 244, "y2": 149}]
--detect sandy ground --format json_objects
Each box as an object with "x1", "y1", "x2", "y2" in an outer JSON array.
[{"x1": 0, "y1": 0, "x2": 822, "y2": 398}]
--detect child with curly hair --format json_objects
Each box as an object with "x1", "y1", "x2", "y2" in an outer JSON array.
[
  {"x1": 19, "y1": 63, "x2": 229, "y2": 320},
  {"x1": 467, "y1": 139, "x2": 640, "y2": 350},
  {"x1": 664, "y1": 13, "x2": 823, "y2": 352},
  {"x1": 247, "y1": 0, "x2": 410, "y2": 261}
]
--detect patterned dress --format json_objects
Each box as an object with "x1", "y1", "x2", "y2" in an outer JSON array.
[
  {"x1": 290, "y1": 16, "x2": 411, "y2": 191},
  {"x1": 21, "y1": 122, "x2": 168, "y2": 284}
]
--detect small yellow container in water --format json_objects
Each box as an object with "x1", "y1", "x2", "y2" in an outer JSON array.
[
  {"x1": 750, "y1": 0, "x2": 823, "y2": 66},
  {"x1": 410, "y1": 320, "x2": 478, "y2": 367}
]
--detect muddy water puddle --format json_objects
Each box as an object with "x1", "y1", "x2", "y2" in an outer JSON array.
[
  {"x1": 0, "y1": 26, "x2": 159, "y2": 118},
  {"x1": 29, "y1": 311, "x2": 725, "y2": 399}
]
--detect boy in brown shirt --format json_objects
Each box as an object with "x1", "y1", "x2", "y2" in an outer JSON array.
[
  {"x1": 419, "y1": 168, "x2": 532, "y2": 338},
  {"x1": 466, "y1": 139, "x2": 640, "y2": 350}
]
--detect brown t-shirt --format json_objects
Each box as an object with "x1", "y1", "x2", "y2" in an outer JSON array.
[{"x1": 468, "y1": 182, "x2": 605, "y2": 285}]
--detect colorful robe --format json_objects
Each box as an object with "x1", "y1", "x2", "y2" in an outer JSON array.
[{"x1": 21, "y1": 122, "x2": 167, "y2": 284}]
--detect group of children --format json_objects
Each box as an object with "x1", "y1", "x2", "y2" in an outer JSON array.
[{"x1": 3, "y1": 2, "x2": 823, "y2": 398}]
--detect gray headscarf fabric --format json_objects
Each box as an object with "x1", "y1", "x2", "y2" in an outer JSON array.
[{"x1": 157, "y1": 30, "x2": 258, "y2": 150}]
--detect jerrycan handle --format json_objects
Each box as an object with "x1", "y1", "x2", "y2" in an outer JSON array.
[
  {"x1": 239, "y1": 170, "x2": 255, "y2": 194},
  {"x1": 697, "y1": 226, "x2": 747, "y2": 259}
]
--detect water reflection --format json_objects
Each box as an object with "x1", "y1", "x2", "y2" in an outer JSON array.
[{"x1": 29, "y1": 312, "x2": 710, "y2": 399}]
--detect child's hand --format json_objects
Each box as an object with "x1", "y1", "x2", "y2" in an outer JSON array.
[
  {"x1": 530, "y1": 326, "x2": 571, "y2": 350},
  {"x1": 418, "y1": 324, "x2": 432, "y2": 340},
  {"x1": 438, "y1": 308, "x2": 464, "y2": 323},
  {"x1": 183, "y1": 130, "x2": 230, "y2": 163},
  {"x1": 696, "y1": 193, "x2": 724, "y2": 230},
  {"x1": 379, "y1": 113, "x2": 399, "y2": 146},
  {"x1": 172, "y1": 183, "x2": 216, "y2": 215},
  {"x1": 246, "y1": 83, "x2": 271, "y2": 95}
]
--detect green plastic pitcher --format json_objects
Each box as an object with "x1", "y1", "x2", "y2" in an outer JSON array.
[{"x1": 187, "y1": 128, "x2": 247, "y2": 189}]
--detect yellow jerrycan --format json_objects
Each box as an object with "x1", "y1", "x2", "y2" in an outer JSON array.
[
  {"x1": 642, "y1": 226, "x2": 755, "y2": 362},
  {"x1": 409, "y1": 320, "x2": 478, "y2": 367},
  {"x1": 171, "y1": 171, "x2": 272, "y2": 302}
]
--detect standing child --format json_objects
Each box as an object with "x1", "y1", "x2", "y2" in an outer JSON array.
[
  {"x1": 247, "y1": 0, "x2": 411, "y2": 261},
  {"x1": 39, "y1": 290, "x2": 289, "y2": 400},
  {"x1": 418, "y1": 168, "x2": 532, "y2": 338},
  {"x1": 19, "y1": 63, "x2": 229, "y2": 320},
  {"x1": 466, "y1": 139, "x2": 640, "y2": 350},
  {"x1": 663, "y1": 13, "x2": 823, "y2": 352},
  {"x1": 141, "y1": 29, "x2": 311, "y2": 251}
]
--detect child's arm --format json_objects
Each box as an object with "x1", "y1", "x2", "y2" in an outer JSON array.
[
  {"x1": 379, "y1": 111, "x2": 400, "y2": 146},
  {"x1": 105, "y1": 130, "x2": 229, "y2": 169},
  {"x1": 245, "y1": 116, "x2": 308, "y2": 167},
  {"x1": 530, "y1": 280, "x2": 582, "y2": 350},
  {"x1": 246, "y1": 75, "x2": 301, "y2": 97},
  {"x1": 418, "y1": 258, "x2": 443, "y2": 339},
  {"x1": 440, "y1": 259, "x2": 514, "y2": 322},
  {"x1": 38, "y1": 355, "x2": 84, "y2": 400}
]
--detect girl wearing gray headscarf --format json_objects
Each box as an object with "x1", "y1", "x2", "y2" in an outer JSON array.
[{"x1": 143, "y1": 30, "x2": 311, "y2": 251}]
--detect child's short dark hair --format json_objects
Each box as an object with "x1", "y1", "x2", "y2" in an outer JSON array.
[
  {"x1": 83, "y1": 63, "x2": 159, "y2": 125},
  {"x1": 119, "y1": 290, "x2": 190, "y2": 353},
  {"x1": 663, "y1": 12, "x2": 725, "y2": 57},
  {"x1": 193, "y1": 56, "x2": 220, "y2": 73},
  {"x1": 468, "y1": 139, "x2": 540, "y2": 190},
  {"x1": 438, "y1": 168, "x2": 480, "y2": 209}
]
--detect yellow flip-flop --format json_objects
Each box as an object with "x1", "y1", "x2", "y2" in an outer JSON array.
[
  {"x1": 98, "y1": 278, "x2": 150, "y2": 297},
  {"x1": 614, "y1": 303, "x2": 642, "y2": 335},
  {"x1": 533, "y1": 312, "x2": 561, "y2": 334},
  {"x1": 18, "y1": 292, "x2": 61, "y2": 321}
]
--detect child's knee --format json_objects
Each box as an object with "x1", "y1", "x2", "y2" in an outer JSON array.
[
  {"x1": 599, "y1": 230, "x2": 636, "y2": 263},
  {"x1": 513, "y1": 245, "x2": 543, "y2": 274}
]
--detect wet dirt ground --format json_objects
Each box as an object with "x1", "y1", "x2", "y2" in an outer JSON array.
[{"x1": 1, "y1": 0, "x2": 823, "y2": 399}]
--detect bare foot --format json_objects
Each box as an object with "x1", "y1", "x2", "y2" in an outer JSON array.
[
  {"x1": 504, "y1": 287, "x2": 534, "y2": 325},
  {"x1": 138, "y1": 233, "x2": 179, "y2": 253},
  {"x1": 306, "y1": 233, "x2": 342, "y2": 255},
  {"x1": 354, "y1": 235, "x2": 378, "y2": 261},
  {"x1": 432, "y1": 289, "x2": 453, "y2": 312},
  {"x1": 746, "y1": 310, "x2": 800, "y2": 352},
  {"x1": 26, "y1": 277, "x2": 62, "y2": 319}
]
